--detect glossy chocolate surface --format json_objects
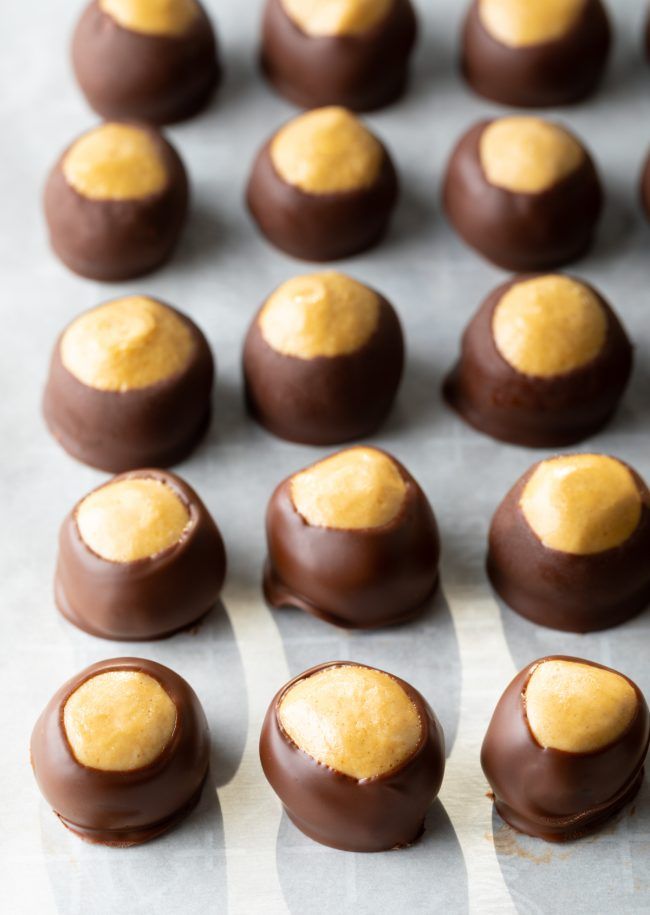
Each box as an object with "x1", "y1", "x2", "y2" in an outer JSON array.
[
  {"x1": 55, "y1": 470, "x2": 226, "y2": 641},
  {"x1": 462, "y1": 0, "x2": 611, "y2": 108},
  {"x1": 264, "y1": 452, "x2": 439, "y2": 628},
  {"x1": 261, "y1": 0, "x2": 417, "y2": 111},
  {"x1": 44, "y1": 125, "x2": 188, "y2": 281},
  {"x1": 73, "y1": 1, "x2": 220, "y2": 124},
  {"x1": 487, "y1": 461, "x2": 650, "y2": 632},
  {"x1": 260, "y1": 661, "x2": 445, "y2": 851},
  {"x1": 243, "y1": 292, "x2": 404, "y2": 444},
  {"x1": 481, "y1": 657, "x2": 650, "y2": 841},
  {"x1": 443, "y1": 120, "x2": 603, "y2": 271},
  {"x1": 443, "y1": 276, "x2": 632, "y2": 447},
  {"x1": 31, "y1": 658, "x2": 210, "y2": 847},
  {"x1": 246, "y1": 138, "x2": 398, "y2": 261},
  {"x1": 43, "y1": 303, "x2": 213, "y2": 473}
]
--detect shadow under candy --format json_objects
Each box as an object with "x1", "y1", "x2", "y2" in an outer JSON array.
[
  {"x1": 491, "y1": 778, "x2": 650, "y2": 915},
  {"x1": 276, "y1": 799, "x2": 468, "y2": 915}
]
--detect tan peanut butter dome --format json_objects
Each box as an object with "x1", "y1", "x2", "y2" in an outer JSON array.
[
  {"x1": 492, "y1": 275, "x2": 607, "y2": 377},
  {"x1": 62, "y1": 123, "x2": 169, "y2": 201},
  {"x1": 479, "y1": 0, "x2": 586, "y2": 48},
  {"x1": 270, "y1": 107, "x2": 383, "y2": 194},
  {"x1": 60, "y1": 296, "x2": 194, "y2": 392},
  {"x1": 480, "y1": 117, "x2": 584, "y2": 194},
  {"x1": 525, "y1": 659, "x2": 638, "y2": 753},
  {"x1": 76, "y1": 478, "x2": 191, "y2": 563},
  {"x1": 290, "y1": 447, "x2": 407, "y2": 530},
  {"x1": 100, "y1": 0, "x2": 200, "y2": 36},
  {"x1": 259, "y1": 272, "x2": 380, "y2": 359},
  {"x1": 520, "y1": 454, "x2": 642, "y2": 555},
  {"x1": 278, "y1": 665, "x2": 422, "y2": 779},
  {"x1": 63, "y1": 670, "x2": 177, "y2": 770},
  {"x1": 281, "y1": 0, "x2": 393, "y2": 36}
]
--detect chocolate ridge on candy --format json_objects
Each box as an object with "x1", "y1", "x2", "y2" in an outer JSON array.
[
  {"x1": 259, "y1": 661, "x2": 446, "y2": 851},
  {"x1": 443, "y1": 119, "x2": 603, "y2": 272},
  {"x1": 261, "y1": 0, "x2": 417, "y2": 111},
  {"x1": 481, "y1": 656, "x2": 650, "y2": 841},
  {"x1": 487, "y1": 455, "x2": 650, "y2": 632},
  {"x1": 55, "y1": 469, "x2": 227, "y2": 641},
  {"x1": 443, "y1": 275, "x2": 632, "y2": 447},
  {"x1": 30, "y1": 657, "x2": 210, "y2": 846},
  {"x1": 72, "y1": 0, "x2": 220, "y2": 124},
  {"x1": 246, "y1": 111, "x2": 399, "y2": 262},
  {"x1": 243, "y1": 276, "x2": 404, "y2": 445},
  {"x1": 44, "y1": 123, "x2": 188, "y2": 281},
  {"x1": 264, "y1": 448, "x2": 440, "y2": 628},
  {"x1": 462, "y1": 0, "x2": 611, "y2": 108},
  {"x1": 43, "y1": 298, "x2": 214, "y2": 473}
]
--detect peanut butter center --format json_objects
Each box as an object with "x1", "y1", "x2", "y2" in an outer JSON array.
[
  {"x1": 480, "y1": 117, "x2": 584, "y2": 194},
  {"x1": 61, "y1": 296, "x2": 194, "y2": 392},
  {"x1": 479, "y1": 0, "x2": 586, "y2": 48},
  {"x1": 63, "y1": 123, "x2": 168, "y2": 201},
  {"x1": 270, "y1": 107, "x2": 383, "y2": 194},
  {"x1": 76, "y1": 477, "x2": 190, "y2": 562},
  {"x1": 100, "y1": 0, "x2": 200, "y2": 36},
  {"x1": 279, "y1": 664, "x2": 422, "y2": 779},
  {"x1": 525, "y1": 659, "x2": 638, "y2": 753},
  {"x1": 281, "y1": 0, "x2": 392, "y2": 36},
  {"x1": 290, "y1": 447, "x2": 406, "y2": 530},
  {"x1": 493, "y1": 275, "x2": 607, "y2": 377},
  {"x1": 259, "y1": 272, "x2": 379, "y2": 359},
  {"x1": 64, "y1": 670, "x2": 177, "y2": 771},
  {"x1": 520, "y1": 454, "x2": 642, "y2": 555}
]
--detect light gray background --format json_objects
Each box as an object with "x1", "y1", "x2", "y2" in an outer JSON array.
[{"x1": 1, "y1": 1, "x2": 649, "y2": 913}]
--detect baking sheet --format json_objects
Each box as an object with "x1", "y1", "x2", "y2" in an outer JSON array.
[{"x1": 1, "y1": 1, "x2": 649, "y2": 913}]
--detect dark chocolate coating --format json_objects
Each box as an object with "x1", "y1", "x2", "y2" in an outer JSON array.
[
  {"x1": 243, "y1": 292, "x2": 404, "y2": 445},
  {"x1": 30, "y1": 658, "x2": 210, "y2": 846},
  {"x1": 260, "y1": 661, "x2": 446, "y2": 851},
  {"x1": 462, "y1": 0, "x2": 611, "y2": 108},
  {"x1": 443, "y1": 276, "x2": 632, "y2": 447},
  {"x1": 264, "y1": 451, "x2": 440, "y2": 628},
  {"x1": 246, "y1": 138, "x2": 399, "y2": 262},
  {"x1": 443, "y1": 120, "x2": 603, "y2": 272},
  {"x1": 487, "y1": 459, "x2": 650, "y2": 632},
  {"x1": 55, "y1": 469, "x2": 226, "y2": 641},
  {"x1": 72, "y1": 1, "x2": 220, "y2": 124},
  {"x1": 260, "y1": 0, "x2": 417, "y2": 111},
  {"x1": 43, "y1": 301, "x2": 214, "y2": 473},
  {"x1": 43, "y1": 124, "x2": 188, "y2": 280},
  {"x1": 481, "y1": 657, "x2": 650, "y2": 841}
]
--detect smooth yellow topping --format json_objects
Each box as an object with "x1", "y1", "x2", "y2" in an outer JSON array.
[
  {"x1": 270, "y1": 107, "x2": 383, "y2": 195},
  {"x1": 493, "y1": 276, "x2": 607, "y2": 377},
  {"x1": 100, "y1": 0, "x2": 200, "y2": 37},
  {"x1": 525, "y1": 660, "x2": 638, "y2": 753},
  {"x1": 520, "y1": 454, "x2": 642, "y2": 555},
  {"x1": 279, "y1": 665, "x2": 422, "y2": 779},
  {"x1": 480, "y1": 117, "x2": 584, "y2": 194},
  {"x1": 76, "y1": 478, "x2": 190, "y2": 563},
  {"x1": 281, "y1": 0, "x2": 392, "y2": 36},
  {"x1": 63, "y1": 123, "x2": 168, "y2": 201},
  {"x1": 61, "y1": 296, "x2": 194, "y2": 392},
  {"x1": 290, "y1": 447, "x2": 406, "y2": 530},
  {"x1": 480, "y1": 0, "x2": 586, "y2": 48},
  {"x1": 64, "y1": 671, "x2": 177, "y2": 771},
  {"x1": 259, "y1": 272, "x2": 379, "y2": 359}
]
